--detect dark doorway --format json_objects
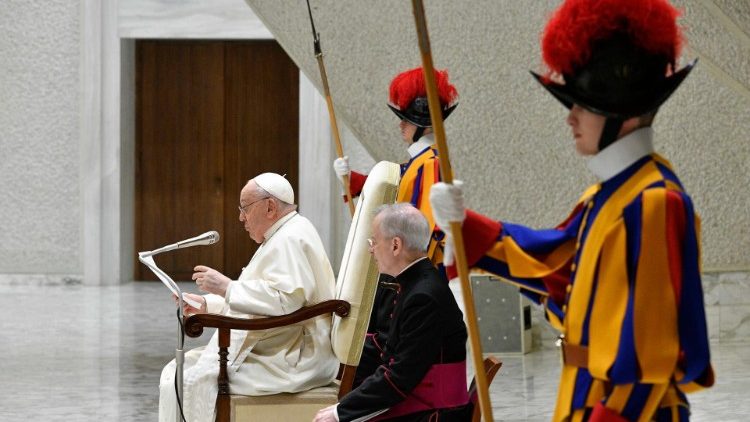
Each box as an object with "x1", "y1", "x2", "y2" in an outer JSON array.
[{"x1": 135, "y1": 40, "x2": 299, "y2": 281}]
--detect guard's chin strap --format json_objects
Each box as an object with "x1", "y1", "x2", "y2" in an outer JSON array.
[
  {"x1": 412, "y1": 126, "x2": 426, "y2": 143},
  {"x1": 598, "y1": 117, "x2": 624, "y2": 152}
]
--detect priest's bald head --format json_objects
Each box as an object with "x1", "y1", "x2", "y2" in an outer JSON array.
[{"x1": 239, "y1": 173, "x2": 297, "y2": 243}]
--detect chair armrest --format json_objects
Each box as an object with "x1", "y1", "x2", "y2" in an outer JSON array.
[{"x1": 184, "y1": 299, "x2": 351, "y2": 338}]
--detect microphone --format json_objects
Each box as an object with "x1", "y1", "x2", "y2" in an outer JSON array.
[{"x1": 141, "y1": 231, "x2": 220, "y2": 257}]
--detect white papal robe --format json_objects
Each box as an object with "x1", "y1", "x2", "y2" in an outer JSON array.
[{"x1": 159, "y1": 212, "x2": 339, "y2": 422}]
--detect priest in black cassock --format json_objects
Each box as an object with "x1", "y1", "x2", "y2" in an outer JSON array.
[{"x1": 314, "y1": 203, "x2": 472, "y2": 422}]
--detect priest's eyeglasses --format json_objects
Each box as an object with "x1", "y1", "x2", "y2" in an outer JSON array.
[{"x1": 238, "y1": 197, "x2": 269, "y2": 215}]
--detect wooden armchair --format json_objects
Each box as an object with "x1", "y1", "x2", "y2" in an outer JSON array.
[
  {"x1": 185, "y1": 161, "x2": 401, "y2": 422},
  {"x1": 469, "y1": 356, "x2": 503, "y2": 422}
]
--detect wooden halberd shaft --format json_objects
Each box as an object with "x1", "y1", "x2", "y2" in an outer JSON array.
[{"x1": 411, "y1": 1, "x2": 494, "y2": 420}]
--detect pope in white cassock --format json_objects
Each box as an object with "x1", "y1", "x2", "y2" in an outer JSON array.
[{"x1": 158, "y1": 172, "x2": 339, "y2": 422}]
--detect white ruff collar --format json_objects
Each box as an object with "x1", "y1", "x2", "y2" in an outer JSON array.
[
  {"x1": 407, "y1": 133, "x2": 435, "y2": 158},
  {"x1": 587, "y1": 127, "x2": 654, "y2": 181}
]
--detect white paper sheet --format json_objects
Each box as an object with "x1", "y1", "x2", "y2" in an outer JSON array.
[{"x1": 138, "y1": 252, "x2": 203, "y2": 309}]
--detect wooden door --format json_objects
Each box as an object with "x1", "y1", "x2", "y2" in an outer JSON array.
[
  {"x1": 135, "y1": 40, "x2": 299, "y2": 281},
  {"x1": 222, "y1": 42, "x2": 299, "y2": 276}
]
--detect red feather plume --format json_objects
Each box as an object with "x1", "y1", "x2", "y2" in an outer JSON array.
[
  {"x1": 541, "y1": 0, "x2": 683, "y2": 75},
  {"x1": 389, "y1": 67, "x2": 458, "y2": 110}
]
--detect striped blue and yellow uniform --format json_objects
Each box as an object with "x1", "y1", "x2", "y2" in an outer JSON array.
[{"x1": 456, "y1": 154, "x2": 714, "y2": 421}]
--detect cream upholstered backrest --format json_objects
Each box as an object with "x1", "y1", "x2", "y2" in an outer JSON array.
[{"x1": 331, "y1": 161, "x2": 400, "y2": 366}]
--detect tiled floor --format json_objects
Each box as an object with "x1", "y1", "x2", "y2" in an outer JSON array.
[{"x1": 0, "y1": 282, "x2": 746, "y2": 421}]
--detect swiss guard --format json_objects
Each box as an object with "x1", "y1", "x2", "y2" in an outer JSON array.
[
  {"x1": 430, "y1": 0, "x2": 715, "y2": 421},
  {"x1": 333, "y1": 66, "x2": 458, "y2": 265}
]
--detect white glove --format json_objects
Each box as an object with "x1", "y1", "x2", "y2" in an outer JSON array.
[
  {"x1": 430, "y1": 181, "x2": 466, "y2": 227},
  {"x1": 333, "y1": 156, "x2": 351, "y2": 184},
  {"x1": 430, "y1": 181, "x2": 466, "y2": 267}
]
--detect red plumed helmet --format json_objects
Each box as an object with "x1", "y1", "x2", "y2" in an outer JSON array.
[
  {"x1": 387, "y1": 67, "x2": 458, "y2": 128},
  {"x1": 531, "y1": 0, "x2": 696, "y2": 119},
  {"x1": 542, "y1": 0, "x2": 682, "y2": 76}
]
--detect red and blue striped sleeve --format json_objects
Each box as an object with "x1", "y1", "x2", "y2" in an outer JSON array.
[{"x1": 445, "y1": 207, "x2": 582, "y2": 309}]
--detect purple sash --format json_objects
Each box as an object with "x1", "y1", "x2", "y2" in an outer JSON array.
[{"x1": 372, "y1": 361, "x2": 469, "y2": 420}]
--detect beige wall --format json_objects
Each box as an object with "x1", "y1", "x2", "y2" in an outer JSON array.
[
  {"x1": 246, "y1": 0, "x2": 750, "y2": 271},
  {"x1": 0, "y1": 1, "x2": 81, "y2": 275}
]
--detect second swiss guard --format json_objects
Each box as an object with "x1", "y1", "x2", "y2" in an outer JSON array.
[{"x1": 333, "y1": 66, "x2": 458, "y2": 265}]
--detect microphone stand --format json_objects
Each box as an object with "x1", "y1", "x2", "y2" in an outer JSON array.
[
  {"x1": 175, "y1": 283, "x2": 186, "y2": 422},
  {"x1": 137, "y1": 251, "x2": 190, "y2": 422},
  {"x1": 138, "y1": 231, "x2": 219, "y2": 422}
]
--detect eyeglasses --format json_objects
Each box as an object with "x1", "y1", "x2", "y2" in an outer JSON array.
[{"x1": 238, "y1": 197, "x2": 269, "y2": 215}]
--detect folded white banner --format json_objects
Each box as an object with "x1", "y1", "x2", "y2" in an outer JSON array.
[{"x1": 138, "y1": 252, "x2": 202, "y2": 309}]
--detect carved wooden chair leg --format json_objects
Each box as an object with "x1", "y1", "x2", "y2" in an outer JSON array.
[{"x1": 215, "y1": 328, "x2": 230, "y2": 422}]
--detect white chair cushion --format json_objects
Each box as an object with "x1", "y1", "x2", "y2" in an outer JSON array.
[
  {"x1": 331, "y1": 161, "x2": 400, "y2": 366},
  {"x1": 231, "y1": 382, "x2": 339, "y2": 421}
]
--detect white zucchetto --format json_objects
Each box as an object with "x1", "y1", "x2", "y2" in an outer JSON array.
[{"x1": 254, "y1": 173, "x2": 294, "y2": 204}]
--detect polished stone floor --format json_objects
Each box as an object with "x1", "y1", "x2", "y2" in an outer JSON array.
[{"x1": 0, "y1": 282, "x2": 747, "y2": 421}]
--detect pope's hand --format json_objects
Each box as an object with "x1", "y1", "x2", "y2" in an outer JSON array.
[
  {"x1": 312, "y1": 404, "x2": 338, "y2": 422},
  {"x1": 192, "y1": 265, "x2": 231, "y2": 297},
  {"x1": 176, "y1": 292, "x2": 207, "y2": 315},
  {"x1": 430, "y1": 181, "x2": 466, "y2": 267},
  {"x1": 332, "y1": 156, "x2": 351, "y2": 184}
]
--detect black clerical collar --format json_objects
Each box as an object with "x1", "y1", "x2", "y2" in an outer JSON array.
[{"x1": 395, "y1": 257, "x2": 431, "y2": 283}]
